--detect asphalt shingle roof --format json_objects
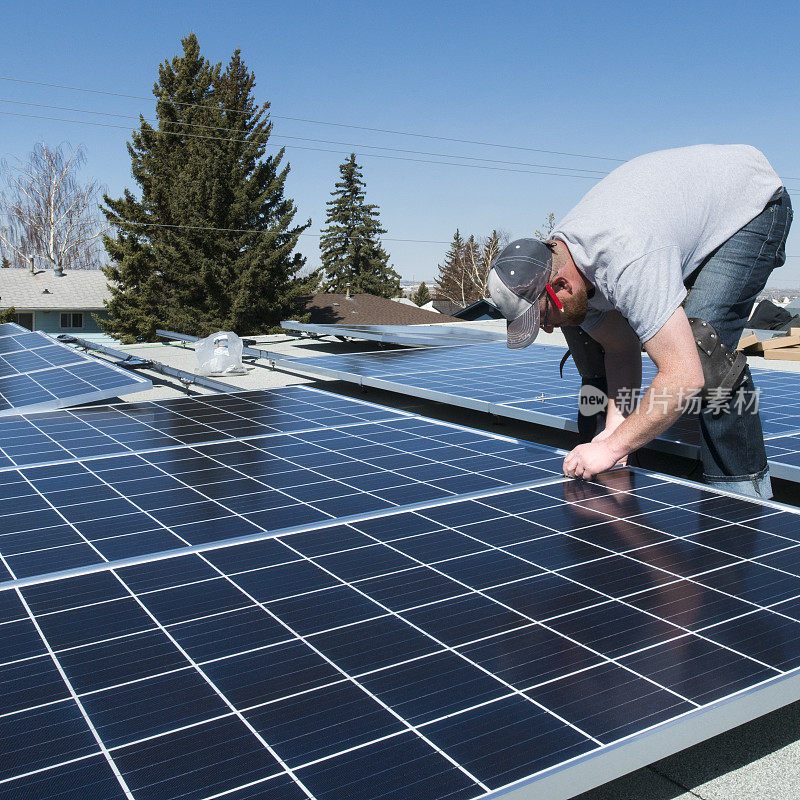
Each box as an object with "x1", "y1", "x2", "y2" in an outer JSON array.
[
  {"x1": 0, "y1": 268, "x2": 110, "y2": 310},
  {"x1": 301, "y1": 293, "x2": 456, "y2": 325}
]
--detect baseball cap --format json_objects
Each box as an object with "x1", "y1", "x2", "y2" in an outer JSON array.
[{"x1": 488, "y1": 238, "x2": 560, "y2": 349}]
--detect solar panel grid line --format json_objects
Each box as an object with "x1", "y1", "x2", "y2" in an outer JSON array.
[
  {"x1": 0, "y1": 385, "x2": 415, "y2": 470},
  {"x1": 78, "y1": 571, "x2": 320, "y2": 800},
  {"x1": 12, "y1": 466, "x2": 112, "y2": 571},
  {"x1": 152, "y1": 551, "x2": 495, "y2": 792},
  {"x1": 269, "y1": 532, "x2": 635, "y2": 743},
  {"x1": 62, "y1": 532, "x2": 588, "y2": 792},
  {"x1": 2, "y1": 411, "x2": 796, "y2": 596},
  {"x1": 495, "y1": 668, "x2": 800, "y2": 800},
  {"x1": 11, "y1": 542, "x2": 493, "y2": 796},
  {"x1": 93, "y1": 387, "x2": 392, "y2": 444},
  {"x1": 16, "y1": 469, "x2": 794, "y2": 649},
  {"x1": 0, "y1": 471, "x2": 571, "y2": 592},
  {"x1": 0, "y1": 488, "x2": 785, "y2": 674},
  {"x1": 299, "y1": 490, "x2": 781, "y2": 691},
  {"x1": 0, "y1": 476, "x2": 776, "y2": 800},
  {"x1": 0, "y1": 327, "x2": 151, "y2": 416},
  {"x1": 11, "y1": 586, "x2": 136, "y2": 798},
  {"x1": 8, "y1": 385, "x2": 800, "y2": 797},
  {"x1": 0, "y1": 402, "x2": 408, "y2": 474},
  {"x1": 274, "y1": 343, "x2": 800, "y2": 468},
  {"x1": 0, "y1": 388, "x2": 569, "y2": 586},
  {"x1": 394, "y1": 501, "x2": 788, "y2": 676},
  {"x1": 111, "y1": 386, "x2": 403, "y2": 439},
  {"x1": 4, "y1": 468, "x2": 800, "y2": 800}
]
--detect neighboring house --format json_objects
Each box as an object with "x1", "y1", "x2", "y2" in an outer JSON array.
[
  {"x1": 299, "y1": 293, "x2": 457, "y2": 325},
  {"x1": 452, "y1": 298, "x2": 504, "y2": 321},
  {"x1": 428, "y1": 298, "x2": 503, "y2": 320},
  {"x1": 431, "y1": 298, "x2": 465, "y2": 316},
  {"x1": 0, "y1": 268, "x2": 110, "y2": 334}
]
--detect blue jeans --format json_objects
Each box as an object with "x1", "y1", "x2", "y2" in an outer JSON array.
[{"x1": 684, "y1": 187, "x2": 793, "y2": 499}]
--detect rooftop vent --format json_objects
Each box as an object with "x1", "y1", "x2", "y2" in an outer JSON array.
[{"x1": 42, "y1": 288, "x2": 51, "y2": 294}]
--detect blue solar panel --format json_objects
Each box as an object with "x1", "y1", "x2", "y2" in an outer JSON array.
[
  {"x1": 278, "y1": 341, "x2": 800, "y2": 472},
  {"x1": 0, "y1": 323, "x2": 151, "y2": 414},
  {"x1": 0, "y1": 385, "x2": 414, "y2": 468},
  {"x1": 3, "y1": 462, "x2": 800, "y2": 799},
  {"x1": 0, "y1": 387, "x2": 562, "y2": 583}
]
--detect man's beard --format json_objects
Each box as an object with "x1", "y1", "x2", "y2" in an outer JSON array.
[{"x1": 560, "y1": 292, "x2": 589, "y2": 326}]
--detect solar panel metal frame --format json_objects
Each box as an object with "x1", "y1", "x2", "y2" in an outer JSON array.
[
  {"x1": 4, "y1": 453, "x2": 800, "y2": 800},
  {"x1": 0, "y1": 322, "x2": 151, "y2": 414},
  {"x1": 3, "y1": 383, "x2": 800, "y2": 799},
  {"x1": 281, "y1": 320, "x2": 507, "y2": 347}
]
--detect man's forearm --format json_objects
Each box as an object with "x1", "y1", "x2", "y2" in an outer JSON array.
[
  {"x1": 604, "y1": 373, "x2": 699, "y2": 460},
  {"x1": 603, "y1": 348, "x2": 642, "y2": 429}
]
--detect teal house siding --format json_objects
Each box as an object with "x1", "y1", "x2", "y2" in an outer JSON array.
[{"x1": 28, "y1": 310, "x2": 107, "y2": 334}]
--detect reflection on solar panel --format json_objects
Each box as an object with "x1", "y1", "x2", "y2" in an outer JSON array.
[
  {"x1": 0, "y1": 385, "x2": 408, "y2": 468},
  {"x1": 0, "y1": 386, "x2": 563, "y2": 581},
  {"x1": 4, "y1": 434, "x2": 800, "y2": 799},
  {"x1": 0, "y1": 322, "x2": 151, "y2": 414},
  {"x1": 277, "y1": 341, "x2": 800, "y2": 476},
  {"x1": 282, "y1": 321, "x2": 506, "y2": 347}
]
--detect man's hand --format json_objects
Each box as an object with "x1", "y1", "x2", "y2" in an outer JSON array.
[
  {"x1": 591, "y1": 424, "x2": 628, "y2": 466},
  {"x1": 563, "y1": 440, "x2": 621, "y2": 480}
]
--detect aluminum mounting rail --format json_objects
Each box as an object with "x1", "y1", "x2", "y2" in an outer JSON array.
[{"x1": 57, "y1": 334, "x2": 237, "y2": 393}]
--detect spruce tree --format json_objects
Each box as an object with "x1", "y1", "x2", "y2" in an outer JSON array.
[
  {"x1": 411, "y1": 281, "x2": 431, "y2": 306},
  {"x1": 100, "y1": 34, "x2": 312, "y2": 341},
  {"x1": 435, "y1": 229, "x2": 467, "y2": 305},
  {"x1": 320, "y1": 154, "x2": 400, "y2": 298}
]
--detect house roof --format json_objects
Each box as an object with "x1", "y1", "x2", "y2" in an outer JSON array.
[
  {"x1": 300, "y1": 293, "x2": 457, "y2": 325},
  {"x1": 0, "y1": 268, "x2": 111, "y2": 310},
  {"x1": 452, "y1": 298, "x2": 504, "y2": 321}
]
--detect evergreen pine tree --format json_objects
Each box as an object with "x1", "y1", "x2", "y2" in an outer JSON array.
[
  {"x1": 100, "y1": 34, "x2": 312, "y2": 341},
  {"x1": 411, "y1": 281, "x2": 431, "y2": 306},
  {"x1": 462, "y1": 234, "x2": 482, "y2": 304},
  {"x1": 320, "y1": 154, "x2": 400, "y2": 298},
  {"x1": 434, "y1": 229, "x2": 466, "y2": 305}
]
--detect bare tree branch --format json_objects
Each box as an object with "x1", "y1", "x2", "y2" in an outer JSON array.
[
  {"x1": 0, "y1": 142, "x2": 107, "y2": 270},
  {"x1": 534, "y1": 212, "x2": 556, "y2": 241}
]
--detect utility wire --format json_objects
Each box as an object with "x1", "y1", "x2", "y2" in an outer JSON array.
[
  {"x1": 0, "y1": 74, "x2": 626, "y2": 162},
  {"x1": 110, "y1": 219, "x2": 452, "y2": 244},
  {"x1": 4, "y1": 77, "x2": 800, "y2": 183},
  {"x1": 0, "y1": 109, "x2": 608, "y2": 180},
  {"x1": 0, "y1": 98, "x2": 609, "y2": 176}
]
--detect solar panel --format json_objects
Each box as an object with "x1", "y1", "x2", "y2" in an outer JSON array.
[
  {"x1": 0, "y1": 385, "x2": 412, "y2": 468},
  {"x1": 0, "y1": 322, "x2": 151, "y2": 414},
  {"x1": 0, "y1": 387, "x2": 563, "y2": 583},
  {"x1": 276, "y1": 341, "x2": 800, "y2": 474},
  {"x1": 282, "y1": 321, "x2": 507, "y2": 347},
  {"x1": 4, "y1": 460, "x2": 800, "y2": 800}
]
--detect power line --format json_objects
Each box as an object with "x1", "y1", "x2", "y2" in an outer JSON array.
[
  {"x1": 0, "y1": 74, "x2": 626, "y2": 163},
  {"x1": 0, "y1": 98, "x2": 609, "y2": 176},
  {"x1": 0, "y1": 109, "x2": 608, "y2": 180},
  {"x1": 112, "y1": 218, "x2": 452, "y2": 244},
  {"x1": 4, "y1": 76, "x2": 800, "y2": 183}
]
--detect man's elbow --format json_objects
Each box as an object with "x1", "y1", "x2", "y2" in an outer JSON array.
[
  {"x1": 685, "y1": 367, "x2": 705, "y2": 394},
  {"x1": 660, "y1": 365, "x2": 704, "y2": 394}
]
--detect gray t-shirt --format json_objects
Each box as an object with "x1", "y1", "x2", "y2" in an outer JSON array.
[{"x1": 552, "y1": 144, "x2": 783, "y2": 343}]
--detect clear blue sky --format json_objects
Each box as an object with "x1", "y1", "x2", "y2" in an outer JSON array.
[{"x1": 2, "y1": 0, "x2": 799, "y2": 284}]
